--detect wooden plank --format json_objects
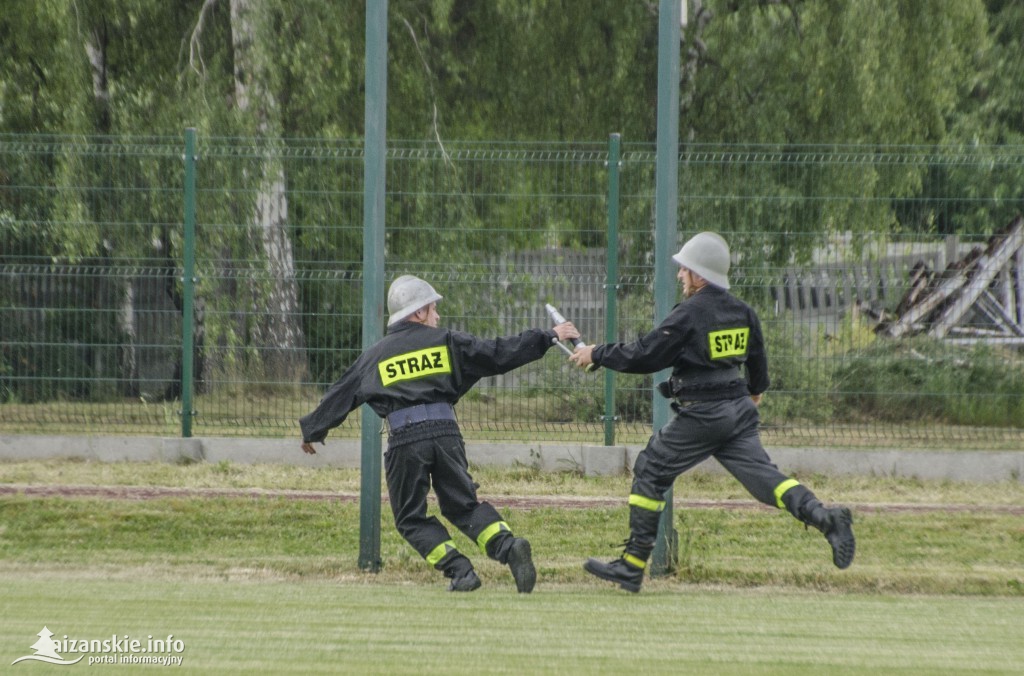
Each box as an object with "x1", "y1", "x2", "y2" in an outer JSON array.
[
  {"x1": 880, "y1": 220, "x2": 1021, "y2": 338},
  {"x1": 797, "y1": 269, "x2": 810, "y2": 312},
  {"x1": 839, "y1": 262, "x2": 854, "y2": 311},
  {"x1": 1014, "y1": 250, "x2": 1023, "y2": 326},
  {"x1": 946, "y1": 336, "x2": 1024, "y2": 347},
  {"x1": 977, "y1": 290, "x2": 1024, "y2": 336},
  {"x1": 852, "y1": 263, "x2": 868, "y2": 303},
  {"x1": 928, "y1": 217, "x2": 1024, "y2": 338},
  {"x1": 881, "y1": 262, "x2": 972, "y2": 338},
  {"x1": 786, "y1": 267, "x2": 799, "y2": 313},
  {"x1": 893, "y1": 260, "x2": 932, "y2": 316}
]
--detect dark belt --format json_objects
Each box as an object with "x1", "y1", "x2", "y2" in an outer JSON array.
[
  {"x1": 672, "y1": 366, "x2": 741, "y2": 388},
  {"x1": 386, "y1": 402, "x2": 457, "y2": 431}
]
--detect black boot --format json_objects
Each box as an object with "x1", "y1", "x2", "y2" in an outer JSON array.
[
  {"x1": 812, "y1": 506, "x2": 856, "y2": 570},
  {"x1": 507, "y1": 538, "x2": 537, "y2": 593},
  {"x1": 782, "y1": 485, "x2": 856, "y2": 570},
  {"x1": 583, "y1": 556, "x2": 645, "y2": 593},
  {"x1": 583, "y1": 536, "x2": 652, "y2": 593},
  {"x1": 437, "y1": 553, "x2": 481, "y2": 592},
  {"x1": 797, "y1": 502, "x2": 856, "y2": 570},
  {"x1": 448, "y1": 569, "x2": 482, "y2": 592},
  {"x1": 582, "y1": 503, "x2": 661, "y2": 593},
  {"x1": 486, "y1": 532, "x2": 537, "y2": 593}
]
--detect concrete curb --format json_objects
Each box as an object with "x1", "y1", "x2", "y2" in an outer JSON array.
[{"x1": 1, "y1": 434, "x2": 1021, "y2": 483}]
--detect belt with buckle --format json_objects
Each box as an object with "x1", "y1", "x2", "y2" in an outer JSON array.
[{"x1": 386, "y1": 402, "x2": 457, "y2": 431}]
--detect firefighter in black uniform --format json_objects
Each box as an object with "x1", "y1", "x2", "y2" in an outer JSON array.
[
  {"x1": 570, "y1": 232, "x2": 855, "y2": 592},
  {"x1": 300, "y1": 275, "x2": 580, "y2": 593}
]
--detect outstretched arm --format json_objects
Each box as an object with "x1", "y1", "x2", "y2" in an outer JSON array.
[
  {"x1": 456, "y1": 322, "x2": 580, "y2": 379},
  {"x1": 569, "y1": 322, "x2": 683, "y2": 374},
  {"x1": 298, "y1": 366, "x2": 362, "y2": 453}
]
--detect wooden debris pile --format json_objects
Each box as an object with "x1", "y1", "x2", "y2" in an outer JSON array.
[{"x1": 870, "y1": 215, "x2": 1024, "y2": 344}]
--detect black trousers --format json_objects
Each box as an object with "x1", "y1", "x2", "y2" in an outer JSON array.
[
  {"x1": 630, "y1": 397, "x2": 792, "y2": 540},
  {"x1": 383, "y1": 420, "x2": 503, "y2": 560}
]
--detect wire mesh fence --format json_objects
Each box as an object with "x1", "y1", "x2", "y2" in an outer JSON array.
[{"x1": 2, "y1": 133, "x2": 1024, "y2": 447}]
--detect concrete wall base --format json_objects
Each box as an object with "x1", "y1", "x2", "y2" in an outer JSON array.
[{"x1": 0, "y1": 434, "x2": 1021, "y2": 483}]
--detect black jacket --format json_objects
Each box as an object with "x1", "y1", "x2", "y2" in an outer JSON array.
[
  {"x1": 300, "y1": 321, "x2": 559, "y2": 443},
  {"x1": 592, "y1": 285, "x2": 769, "y2": 400}
]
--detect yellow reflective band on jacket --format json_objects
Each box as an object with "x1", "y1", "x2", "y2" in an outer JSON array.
[
  {"x1": 708, "y1": 327, "x2": 750, "y2": 359},
  {"x1": 378, "y1": 346, "x2": 452, "y2": 387},
  {"x1": 426, "y1": 540, "x2": 456, "y2": 567},
  {"x1": 622, "y1": 553, "x2": 647, "y2": 570},
  {"x1": 774, "y1": 478, "x2": 801, "y2": 509},
  {"x1": 476, "y1": 521, "x2": 511, "y2": 553},
  {"x1": 628, "y1": 494, "x2": 665, "y2": 512}
]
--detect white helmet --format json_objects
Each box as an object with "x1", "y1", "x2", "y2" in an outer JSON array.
[
  {"x1": 672, "y1": 232, "x2": 731, "y2": 289},
  {"x1": 387, "y1": 275, "x2": 443, "y2": 326}
]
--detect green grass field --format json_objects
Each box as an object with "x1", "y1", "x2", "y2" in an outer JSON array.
[
  {"x1": 1, "y1": 461, "x2": 1022, "y2": 674},
  {"x1": 3, "y1": 574, "x2": 1022, "y2": 675}
]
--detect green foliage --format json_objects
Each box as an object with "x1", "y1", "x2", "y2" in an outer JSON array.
[
  {"x1": 759, "y1": 313, "x2": 1024, "y2": 431},
  {"x1": 757, "y1": 318, "x2": 835, "y2": 425},
  {"x1": 0, "y1": 1, "x2": 91, "y2": 133},
  {"x1": 531, "y1": 351, "x2": 653, "y2": 427},
  {"x1": 833, "y1": 337, "x2": 1024, "y2": 426},
  {"x1": 612, "y1": 375, "x2": 655, "y2": 424},
  {"x1": 696, "y1": 1, "x2": 990, "y2": 146},
  {"x1": 0, "y1": 1, "x2": 1017, "y2": 150},
  {"x1": 680, "y1": 0, "x2": 1006, "y2": 262},
  {"x1": 891, "y1": 145, "x2": 1024, "y2": 237},
  {"x1": 4, "y1": 0, "x2": 1024, "y2": 438},
  {"x1": 950, "y1": 0, "x2": 1024, "y2": 145},
  {"x1": 387, "y1": 0, "x2": 657, "y2": 141},
  {"x1": 535, "y1": 287, "x2": 659, "y2": 426}
]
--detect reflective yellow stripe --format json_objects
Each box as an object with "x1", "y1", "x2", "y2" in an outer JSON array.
[
  {"x1": 378, "y1": 346, "x2": 452, "y2": 386},
  {"x1": 708, "y1": 327, "x2": 750, "y2": 359},
  {"x1": 628, "y1": 494, "x2": 665, "y2": 512},
  {"x1": 476, "y1": 521, "x2": 510, "y2": 553},
  {"x1": 623, "y1": 553, "x2": 647, "y2": 570},
  {"x1": 774, "y1": 479, "x2": 801, "y2": 509},
  {"x1": 426, "y1": 540, "x2": 456, "y2": 567}
]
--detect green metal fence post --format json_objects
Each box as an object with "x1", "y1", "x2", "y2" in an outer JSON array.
[
  {"x1": 604, "y1": 133, "x2": 621, "y2": 447},
  {"x1": 180, "y1": 128, "x2": 197, "y2": 438},
  {"x1": 359, "y1": 0, "x2": 387, "y2": 573},
  {"x1": 649, "y1": 0, "x2": 681, "y2": 577}
]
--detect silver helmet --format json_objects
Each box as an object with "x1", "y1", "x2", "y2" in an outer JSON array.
[
  {"x1": 672, "y1": 232, "x2": 731, "y2": 289},
  {"x1": 387, "y1": 275, "x2": 443, "y2": 326}
]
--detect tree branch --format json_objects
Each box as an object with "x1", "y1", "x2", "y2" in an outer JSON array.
[
  {"x1": 399, "y1": 13, "x2": 451, "y2": 167},
  {"x1": 186, "y1": 0, "x2": 219, "y2": 79}
]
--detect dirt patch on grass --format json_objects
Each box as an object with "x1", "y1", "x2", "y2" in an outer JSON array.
[{"x1": 2, "y1": 483, "x2": 1022, "y2": 514}]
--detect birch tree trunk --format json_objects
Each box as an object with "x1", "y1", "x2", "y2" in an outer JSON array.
[
  {"x1": 680, "y1": 0, "x2": 713, "y2": 144},
  {"x1": 85, "y1": 19, "x2": 140, "y2": 397},
  {"x1": 229, "y1": 0, "x2": 307, "y2": 383}
]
